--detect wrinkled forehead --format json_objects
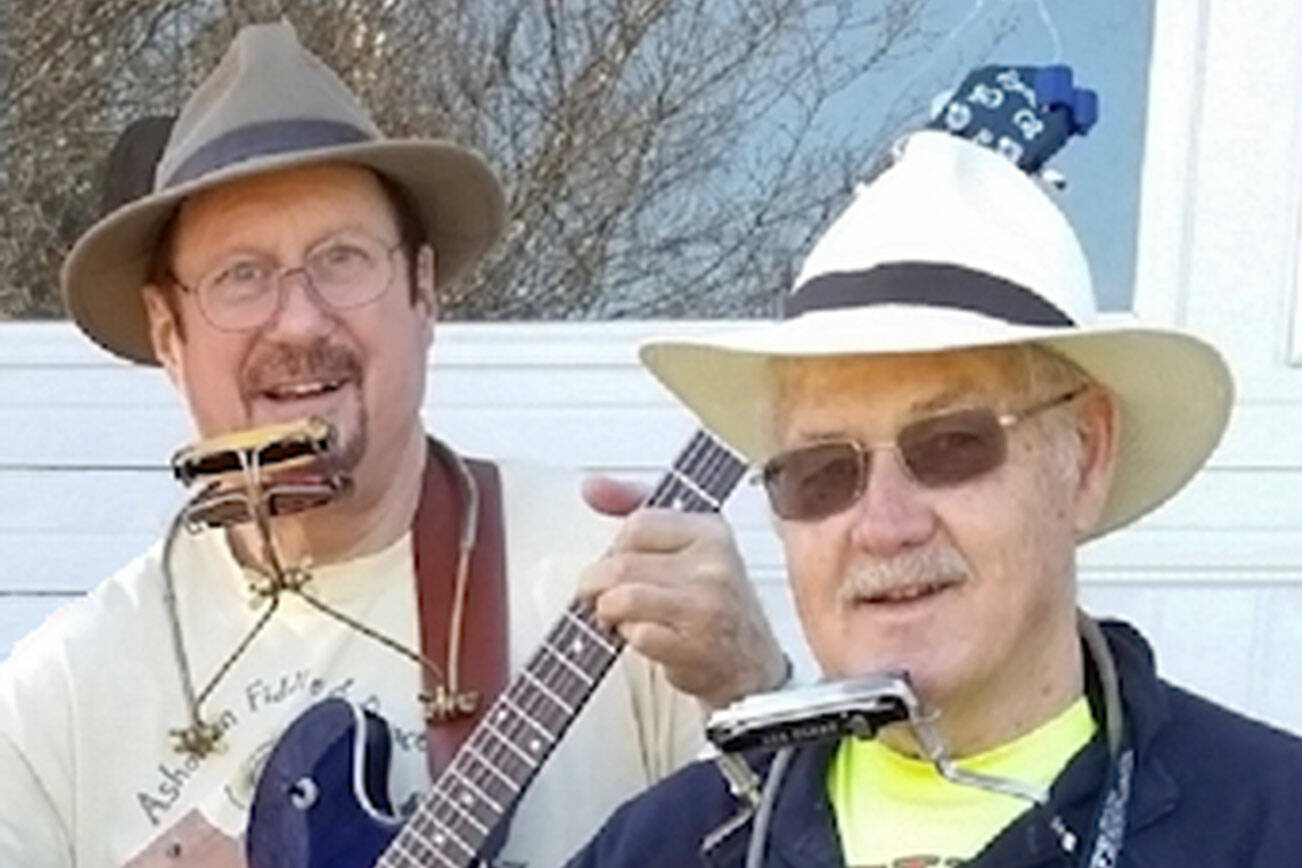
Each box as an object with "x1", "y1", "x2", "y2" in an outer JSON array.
[{"x1": 766, "y1": 346, "x2": 1034, "y2": 445}]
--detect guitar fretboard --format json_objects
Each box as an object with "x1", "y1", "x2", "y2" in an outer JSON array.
[{"x1": 378, "y1": 429, "x2": 747, "y2": 868}]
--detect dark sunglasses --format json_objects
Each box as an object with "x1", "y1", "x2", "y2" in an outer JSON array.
[{"x1": 758, "y1": 387, "x2": 1087, "y2": 521}]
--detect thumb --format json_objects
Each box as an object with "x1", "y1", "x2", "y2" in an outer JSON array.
[{"x1": 581, "y1": 475, "x2": 651, "y2": 517}]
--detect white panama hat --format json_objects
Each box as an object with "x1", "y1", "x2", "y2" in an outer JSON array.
[
  {"x1": 640, "y1": 130, "x2": 1232, "y2": 537},
  {"x1": 62, "y1": 22, "x2": 505, "y2": 365}
]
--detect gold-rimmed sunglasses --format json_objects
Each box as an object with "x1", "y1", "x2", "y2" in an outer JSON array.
[{"x1": 757, "y1": 387, "x2": 1087, "y2": 521}]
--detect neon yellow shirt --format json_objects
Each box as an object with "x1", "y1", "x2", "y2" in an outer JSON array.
[{"x1": 827, "y1": 697, "x2": 1095, "y2": 868}]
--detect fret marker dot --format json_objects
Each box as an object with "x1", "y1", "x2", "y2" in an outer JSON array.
[
  {"x1": 461, "y1": 792, "x2": 474, "y2": 806},
  {"x1": 571, "y1": 638, "x2": 583, "y2": 654},
  {"x1": 496, "y1": 709, "x2": 508, "y2": 723},
  {"x1": 530, "y1": 739, "x2": 542, "y2": 753},
  {"x1": 434, "y1": 833, "x2": 446, "y2": 845}
]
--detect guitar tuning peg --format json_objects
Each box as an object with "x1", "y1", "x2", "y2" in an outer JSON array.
[
  {"x1": 1071, "y1": 88, "x2": 1100, "y2": 134},
  {"x1": 929, "y1": 87, "x2": 957, "y2": 119},
  {"x1": 1034, "y1": 65, "x2": 1075, "y2": 109},
  {"x1": 1040, "y1": 168, "x2": 1068, "y2": 191}
]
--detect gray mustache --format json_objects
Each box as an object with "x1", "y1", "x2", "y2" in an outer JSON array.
[{"x1": 837, "y1": 546, "x2": 971, "y2": 604}]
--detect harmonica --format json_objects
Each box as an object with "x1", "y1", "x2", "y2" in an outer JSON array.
[
  {"x1": 706, "y1": 671, "x2": 917, "y2": 753},
  {"x1": 170, "y1": 417, "x2": 349, "y2": 527},
  {"x1": 171, "y1": 416, "x2": 335, "y2": 485}
]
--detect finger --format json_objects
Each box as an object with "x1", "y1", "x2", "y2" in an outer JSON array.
[
  {"x1": 589, "y1": 580, "x2": 691, "y2": 629},
  {"x1": 581, "y1": 475, "x2": 651, "y2": 517},
  {"x1": 609, "y1": 508, "x2": 723, "y2": 555},
  {"x1": 617, "y1": 621, "x2": 693, "y2": 667},
  {"x1": 576, "y1": 550, "x2": 690, "y2": 599}
]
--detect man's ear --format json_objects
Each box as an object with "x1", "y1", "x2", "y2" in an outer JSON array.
[
  {"x1": 141, "y1": 285, "x2": 184, "y2": 386},
  {"x1": 415, "y1": 244, "x2": 437, "y2": 318},
  {"x1": 1071, "y1": 387, "x2": 1121, "y2": 537},
  {"x1": 413, "y1": 244, "x2": 438, "y2": 351}
]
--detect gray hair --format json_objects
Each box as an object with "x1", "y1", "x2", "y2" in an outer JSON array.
[{"x1": 1017, "y1": 344, "x2": 1097, "y2": 484}]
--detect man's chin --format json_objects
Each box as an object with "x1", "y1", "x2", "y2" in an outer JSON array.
[{"x1": 827, "y1": 647, "x2": 953, "y2": 700}]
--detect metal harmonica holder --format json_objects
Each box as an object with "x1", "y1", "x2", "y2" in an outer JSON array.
[{"x1": 162, "y1": 417, "x2": 353, "y2": 759}]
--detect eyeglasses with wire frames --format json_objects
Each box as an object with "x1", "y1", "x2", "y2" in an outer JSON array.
[
  {"x1": 169, "y1": 231, "x2": 406, "y2": 332},
  {"x1": 756, "y1": 386, "x2": 1088, "y2": 521}
]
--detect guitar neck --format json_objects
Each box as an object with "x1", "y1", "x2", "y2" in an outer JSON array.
[{"x1": 378, "y1": 429, "x2": 747, "y2": 867}]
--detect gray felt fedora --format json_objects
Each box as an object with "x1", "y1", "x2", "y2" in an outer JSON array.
[{"x1": 62, "y1": 22, "x2": 505, "y2": 364}]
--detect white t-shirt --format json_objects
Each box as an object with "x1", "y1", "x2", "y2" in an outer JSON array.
[{"x1": 0, "y1": 462, "x2": 703, "y2": 867}]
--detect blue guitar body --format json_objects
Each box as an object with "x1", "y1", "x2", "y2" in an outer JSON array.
[{"x1": 246, "y1": 698, "x2": 403, "y2": 868}]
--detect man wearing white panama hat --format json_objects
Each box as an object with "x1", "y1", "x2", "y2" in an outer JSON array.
[
  {"x1": 0, "y1": 22, "x2": 784, "y2": 867},
  {"x1": 568, "y1": 93, "x2": 1302, "y2": 866}
]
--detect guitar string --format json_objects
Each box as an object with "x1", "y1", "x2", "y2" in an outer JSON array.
[
  {"x1": 352, "y1": 434, "x2": 749, "y2": 865},
  {"x1": 398, "y1": 655, "x2": 559, "y2": 849},
  {"x1": 414, "y1": 576, "x2": 690, "y2": 856},
  {"x1": 389, "y1": 431, "x2": 750, "y2": 861},
  {"x1": 676, "y1": 431, "x2": 735, "y2": 497},
  {"x1": 400, "y1": 603, "x2": 623, "y2": 857},
  {"x1": 675, "y1": 433, "x2": 746, "y2": 504},
  {"x1": 425, "y1": 611, "x2": 617, "y2": 817},
  {"x1": 653, "y1": 439, "x2": 734, "y2": 511},
  {"x1": 694, "y1": 444, "x2": 744, "y2": 502},
  {"x1": 400, "y1": 433, "x2": 750, "y2": 858},
  {"x1": 406, "y1": 609, "x2": 630, "y2": 864},
  {"x1": 689, "y1": 431, "x2": 744, "y2": 496}
]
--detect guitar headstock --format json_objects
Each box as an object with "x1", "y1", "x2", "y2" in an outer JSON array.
[{"x1": 927, "y1": 64, "x2": 1098, "y2": 174}]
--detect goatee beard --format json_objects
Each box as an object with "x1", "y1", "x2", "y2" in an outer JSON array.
[{"x1": 240, "y1": 338, "x2": 367, "y2": 474}]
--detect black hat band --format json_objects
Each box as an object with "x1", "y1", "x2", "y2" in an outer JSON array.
[{"x1": 782, "y1": 262, "x2": 1075, "y2": 327}]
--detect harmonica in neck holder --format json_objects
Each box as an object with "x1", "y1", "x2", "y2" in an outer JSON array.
[
  {"x1": 161, "y1": 418, "x2": 354, "y2": 758},
  {"x1": 170, "y1": 416, "x2": 351, "y2": 531}
]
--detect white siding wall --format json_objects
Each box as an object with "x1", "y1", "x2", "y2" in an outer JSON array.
[
  {"x1": 2, "y1": 311, "x2": 1301, "y2": 731},
  {"x1": 2, "y1": 0, "x2": 1301, "y2": 732},
  {"x1": 1119, "y1": 0, "x2": 1302, "y2": 728}
]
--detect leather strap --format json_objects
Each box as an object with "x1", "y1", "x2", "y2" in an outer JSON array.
[{"x1": 412, "y1": 438, "x2": 509, "y2": 777}]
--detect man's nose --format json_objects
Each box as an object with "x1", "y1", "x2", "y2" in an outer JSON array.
[
  {"x1": 847, "y1": 447, "x2": 937, "y2": 558},
  {"x1": 264, "y1": 271, "x2": 337, "y2": 338}
]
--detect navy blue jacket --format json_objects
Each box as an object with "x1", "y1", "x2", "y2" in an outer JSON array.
[{"x1": 566, "y1": 622, "x2": 1302, "y2": 867}]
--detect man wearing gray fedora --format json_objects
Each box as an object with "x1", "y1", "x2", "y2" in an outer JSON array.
[
  {"x1": 567, "y1": 124, "x2": 1302, "y2": 864},
  {"x1": 0, "y1": 23, "x2": 784, "y2": 866}
]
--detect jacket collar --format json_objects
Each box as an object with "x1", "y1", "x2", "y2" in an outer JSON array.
[
  {"x1": 1092, "y1": 620, "x2": 1179, "y2": 833},
  {"x1": 952, "y1": 620, "x2": 1182, "y2": 866},
  {"x1": 769, "y1": 741, "x2": 849, "y2": 867}
]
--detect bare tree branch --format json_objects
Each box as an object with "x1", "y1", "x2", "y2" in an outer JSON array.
[{"x1": 1, "y1": 0, "x2": 1019, "y2": 321}]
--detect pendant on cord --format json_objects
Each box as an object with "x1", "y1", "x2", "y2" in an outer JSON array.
[
  {"x1": 421, "y1": 685, "x2": 480, "y2": 723},
  {"x1": 171, "y1": 719, "x2": 227, "y2": 760}
]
